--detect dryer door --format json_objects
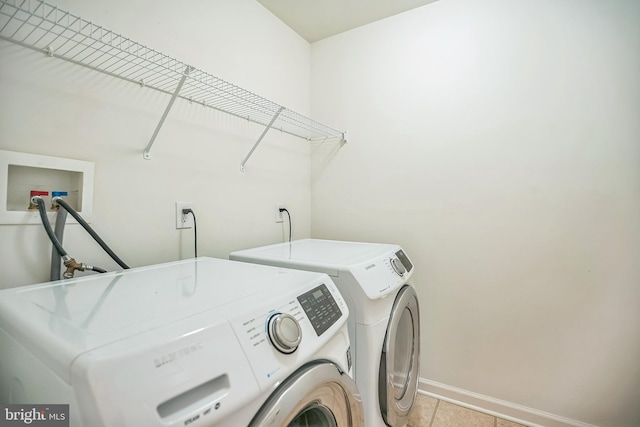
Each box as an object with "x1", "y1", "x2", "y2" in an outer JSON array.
[
  {"x1": 379, "y1": 285, "x2": 420, "y2": 426},
  {"x1": 249, "y1": 361, "x2": 364, "y2": 427}
]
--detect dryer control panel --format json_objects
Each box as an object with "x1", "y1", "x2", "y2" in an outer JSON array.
[
  {"x1": 395, "y1": 249, "x2": 413, "y2": 273},
  {"x1": 351, "y1": 247, "x2": 415, "y2": 300}
]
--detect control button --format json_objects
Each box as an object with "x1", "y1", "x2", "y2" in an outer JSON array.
[
  {"x1": 390, "y1": 257, "x2": 406, "y2": 276},
  {"x1": 267, "y1": 313, "x2": 302, "y2": 354}
]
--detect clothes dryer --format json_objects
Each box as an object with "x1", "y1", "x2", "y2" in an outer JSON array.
[
  {"x1": 0, "y1": 257, "x2": 363, "y2": 427},
  {"x1": 230, "y1": 239, "x2": 420, "y2": 427}
]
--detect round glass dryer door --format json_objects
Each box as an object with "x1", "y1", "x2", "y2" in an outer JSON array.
[
  {"x1": 249, "y1": 361, "x2": 363, "y2": 427},
  {"x1": 379, "y1": 285, "x2": 420, "y2": 426}
]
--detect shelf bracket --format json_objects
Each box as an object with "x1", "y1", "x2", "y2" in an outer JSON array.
[
  {"x1": 143, "y1": 65, "x2": 193, "y2": 160},
  {"x1": 240, "y1": 106, "x2": 285, "y2": 171}
]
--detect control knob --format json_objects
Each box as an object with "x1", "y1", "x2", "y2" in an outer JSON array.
[
  {"x1": 390, "y1": 257, "x2": 406, "y2": 276},
  {"x1": 266, "y1": 313, "x2": 302, "y2": 354}
]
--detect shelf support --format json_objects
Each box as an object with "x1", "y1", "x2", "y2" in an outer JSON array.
[
  {"x1": 143, "y1": 65, "x2": 193, "y2": 160},
  {"x1": 240, "y1": 107, "x2": 285, "y2": 171}
]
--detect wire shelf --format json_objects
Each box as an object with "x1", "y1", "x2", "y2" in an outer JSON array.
[{"x1": 0, "y1": 0, "x2": 345, "y2": 163}]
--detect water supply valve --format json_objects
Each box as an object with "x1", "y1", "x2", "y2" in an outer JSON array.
[
  {"x1": 63, "y1": 258, "x2": 92, "y2": 279},
  {"x1": 28, "y1": 190, "x2": 49, "y2": 210},
  {"x1": 51, "y1": 191, "x2": 69, "y2": 210}
]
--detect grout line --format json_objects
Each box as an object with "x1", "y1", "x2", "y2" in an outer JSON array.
[{"x1": 429, "y1": 399, "x2": 441, "y2": 427}]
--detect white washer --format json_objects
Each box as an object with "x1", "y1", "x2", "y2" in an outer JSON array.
[
  {"x1": 230, "y1": 239, "x2": 420, "y2": 427},
  {"x1": 0, "y1": 257, "x2": 364, "y2": 427}
]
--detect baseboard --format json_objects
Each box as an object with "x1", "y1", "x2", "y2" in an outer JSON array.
[{"x1": 419, "y1": 378, "x2": 599, "y2": 427}]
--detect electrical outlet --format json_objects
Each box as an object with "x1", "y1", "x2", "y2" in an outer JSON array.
[
  {"x1": 176, "y1": 202, "x2": 194, "y2": 229},
  {"x1": 275, "y1": 203, "x2": 284, "y2": 223}
]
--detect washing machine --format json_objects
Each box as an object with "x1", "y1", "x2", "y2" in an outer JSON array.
[
  {"x1": 0, "y1": 257, "x2": 364, "y2": 427},
  {"x1": 230, "y1": 239, "x2": 420, "y2": 427}
]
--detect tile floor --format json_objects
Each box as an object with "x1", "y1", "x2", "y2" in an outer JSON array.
[{"x1": 408, "y1": 393, "x2": 528, "y2": 427}]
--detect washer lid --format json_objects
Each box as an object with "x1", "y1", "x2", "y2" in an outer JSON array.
[{"x1": 0, "y1": 257, "x2": 334, "y2": 382}]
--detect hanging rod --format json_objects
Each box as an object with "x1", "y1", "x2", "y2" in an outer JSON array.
[{"x1": 0, "y1": 0, "x2": 347, "y2": 164}]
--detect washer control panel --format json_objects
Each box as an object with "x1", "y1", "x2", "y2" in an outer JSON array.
[
  {"x1": 297, "y1": 284, "x2": 342, "y2": 337},
  {"x1": 230, "y1": 278, "x2": 348, "y2": 391}
]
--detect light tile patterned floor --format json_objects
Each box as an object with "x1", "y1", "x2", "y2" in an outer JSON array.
[{"x1": 408, "y1": 394, "x2": 528, "y2": 427}]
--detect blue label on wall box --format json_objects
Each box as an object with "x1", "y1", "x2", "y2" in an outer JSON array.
[{"x1": 1, "y1": 404, "x2": 69, "y2": 426}]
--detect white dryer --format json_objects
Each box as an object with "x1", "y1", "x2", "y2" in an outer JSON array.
[
  {"x1": 230, "y1": 239, "x2": 420, "y2": 427},
  {"x1": 0, "y1": 257, "x2": 364, "y2": 427}
]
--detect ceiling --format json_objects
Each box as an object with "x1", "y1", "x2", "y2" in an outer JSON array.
[{"x1": 257, "y1": 0, "x2": 440, "y2": 43}]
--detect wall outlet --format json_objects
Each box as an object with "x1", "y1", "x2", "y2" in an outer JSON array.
[
  {"x1": 275, "y1": 203, "x2": 284, "y2": 223},
  {"x1": 176, "y1": 201, "x2": 194, "y2": 229}
]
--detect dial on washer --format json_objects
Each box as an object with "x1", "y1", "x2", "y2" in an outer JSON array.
[{"x1": 267, "y1": 313, "x2": 302, "y2": 354}]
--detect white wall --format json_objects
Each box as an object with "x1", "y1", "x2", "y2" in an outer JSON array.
[
  {"x1": 0, "y1": 0, "x2": 311, "y2": 287},
  {"x1": 310, "y1": 0, "x2": 640, "y2": 426}
]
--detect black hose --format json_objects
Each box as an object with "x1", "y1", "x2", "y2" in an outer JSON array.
[
  {"x1": 54, "y1": 198, "x2": 130, "y2": 270},
  {"x1": 91, "y1": 266, "x2": 107, "y2": 273},
  {"x1": 35, "y1": 197, "x2": 68, "y2": 258},
  {"x1": 50, "y1": 208, "x2": 68, "y2": 281}
]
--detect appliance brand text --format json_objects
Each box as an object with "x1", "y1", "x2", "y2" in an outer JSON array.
[{"x1": 154, "y1": 342, "x2": 204, "y2": 368}]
